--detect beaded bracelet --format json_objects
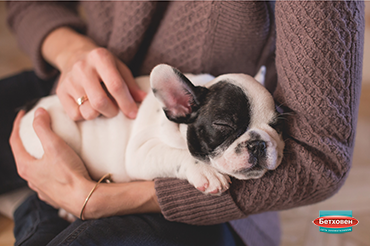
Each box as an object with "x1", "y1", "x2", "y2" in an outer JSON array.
[{"x1": 80, "y1": 173, "x2": 112, "y2": 220}]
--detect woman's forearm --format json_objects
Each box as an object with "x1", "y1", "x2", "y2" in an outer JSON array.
[
  {"x1": 81, "y1": 180, "x2": 161, "y2": 220},
  {"x1": 152, "y1": 1, "x2": 365, "y2": 226}
]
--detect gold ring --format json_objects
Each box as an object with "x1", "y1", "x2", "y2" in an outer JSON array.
[{"x1": 77, "y1": 95, "x2": 88, "y2": 106}]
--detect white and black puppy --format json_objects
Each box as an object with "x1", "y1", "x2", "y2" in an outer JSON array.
[{"x1": 19, "y1": 64, "x2": 284, "y2": 195}]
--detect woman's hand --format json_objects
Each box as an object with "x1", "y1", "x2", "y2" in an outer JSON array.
[
  {"x1": 10, "y1": 109, "x2": 160, "y2": 219},
  {"x1": 42, "y1": 27, "x2": 147, "y2": 121},
  {"x1": 9, "y1": 109, "x2": 94, "y2": 215}
]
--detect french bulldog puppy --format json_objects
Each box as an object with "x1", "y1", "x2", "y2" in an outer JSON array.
[{"x1": 19, "y1": 64, "x2": 284, "y2": 197}]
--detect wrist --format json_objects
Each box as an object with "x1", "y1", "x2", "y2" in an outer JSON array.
[
  {"x1": 67, "y1": 176, "x2": 96, "y2": 218},
  {"x1": 41, "y1": 27, "x2": 97, "y2": 72},
  {"x1": 82, "y1": 181, "x2": 160, "y2": 220},
  {"x1": 79, "y1": 174, "x2": 111, "y2": 220}
]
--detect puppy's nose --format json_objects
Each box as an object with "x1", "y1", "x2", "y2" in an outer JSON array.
[{"x1": 247, "y1": 140, "x2": 266, "y2": 158}]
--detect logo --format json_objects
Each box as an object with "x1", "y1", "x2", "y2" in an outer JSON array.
[{"x1": 312, "y1": 210, "x2": 358, "y2": 234}]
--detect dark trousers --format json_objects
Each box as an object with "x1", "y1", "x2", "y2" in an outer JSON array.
[
  {"x1": 0, "y1": 71, "x2": 55, "y2": 194},
  {"x1": 1, "y1": 72, "x2": 244, "y2": 246},
  {"x1": 14, "y1": 194, "x2": 244, "y2": 246}
]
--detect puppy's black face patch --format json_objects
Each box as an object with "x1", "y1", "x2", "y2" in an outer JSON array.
[{"x1": 186, "y1": 81, "x2": 251, "y2": 161}]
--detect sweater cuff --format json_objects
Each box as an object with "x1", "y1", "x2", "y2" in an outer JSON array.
[
  {"x1": 13, "y1": 4, "x2": 86, "y2": 79},
  {"x1": 155, "y1": 178, "x2": 245, "y2": 225}
]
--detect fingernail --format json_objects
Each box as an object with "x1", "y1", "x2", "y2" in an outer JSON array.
[
  {"x1": 140, "y1": 91, "x2": 147, "y2": 99},
  {"x1": 34, "y1": 108, "x2": 44, "y2": 118},
  {"x1": 128, "y1": 110, "x2": 137, "y2": 119}
]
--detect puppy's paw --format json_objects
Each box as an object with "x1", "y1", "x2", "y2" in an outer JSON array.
[{"x1": 186, "y1": 163, "x2": 230, "y2": 195}]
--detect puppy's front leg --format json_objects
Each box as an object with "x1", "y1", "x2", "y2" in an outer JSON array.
[
  {"x1": 126, "y1": 136, "x2": 230, "y2": 195},
  {"x1": 179, "y1": 159, "x2": 231, "y2": 195}
]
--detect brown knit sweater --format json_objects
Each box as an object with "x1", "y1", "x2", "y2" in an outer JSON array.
[{"x1": 7, "y1": 1, "x2": 364, "y2": 245}]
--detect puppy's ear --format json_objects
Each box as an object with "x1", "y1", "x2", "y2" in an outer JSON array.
[
  {"x1": 150, "y1": 64, "x2": 208, "y2": 124},
  {"x1": 254, "y1": 66, "x2": 266, "y2": 86}
]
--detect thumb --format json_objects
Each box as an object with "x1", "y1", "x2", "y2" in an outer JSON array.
[{"x1": 32, "y1": 108, "x2": 61, "y2": 154}]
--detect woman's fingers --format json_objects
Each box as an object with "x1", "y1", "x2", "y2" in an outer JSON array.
[
  {"x1": 116, "y1": 60, "x2": 147, "y2": 103},
  {"x1": 9, "y1": 110, "x2": 25, "y2": 156},
  {"x1": 57, "y1": 60, "x2": 108, "y2": 120},
  {"x1": 56, "y1": 74, "x2": 84, "y2": 121},
  {"x1": 80, "y1": 67, "x2": 118, "y2": 119},
  {"x1": 56, "y1": 47, "x2": 147, "y2": 121},
  {"x1": 9, "y1": 110, "x2": 35, "y2": 179},
  {"x1": 9, "y1": 111, "x2": 29, "y2": 178},
  {"x1": 93, "y1": 49, "x2": 139, "y2": 119}
]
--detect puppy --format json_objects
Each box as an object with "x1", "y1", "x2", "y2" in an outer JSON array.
[{"x1": 19, "y1": 64, "x2": 284, "y2": 196}]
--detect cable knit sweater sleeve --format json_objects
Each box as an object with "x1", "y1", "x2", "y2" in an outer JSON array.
[
  {"x1": 155, "y1": 1, "x2": 364, "y2": 225},
  {"x1": 6, "y1": 1, "x2": 86, "y2": 79}
]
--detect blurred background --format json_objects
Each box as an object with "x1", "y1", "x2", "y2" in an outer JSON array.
[{"x1": 0, "y1": 1, "x2": 369, "y2": 246}]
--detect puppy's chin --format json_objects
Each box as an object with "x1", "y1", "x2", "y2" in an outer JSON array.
[
  {"x1": 210, "y1": 159, "x2": 268, "y2": 180},
  {"x1": 232, "y1": 167, "x2": 267, "y2": 180}
]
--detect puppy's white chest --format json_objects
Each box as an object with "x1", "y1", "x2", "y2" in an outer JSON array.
[{"x1": 78, "y1": 90, "x2": 188, "y2": 181}]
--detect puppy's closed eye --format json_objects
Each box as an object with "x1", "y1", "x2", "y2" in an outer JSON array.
[{"x1": 212, "y1": 120, "x2": 235, "y2": 131}]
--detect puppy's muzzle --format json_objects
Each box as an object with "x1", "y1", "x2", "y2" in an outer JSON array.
[
  {"x1": 235, "y1": 139, "x2": 270, "y2": 173},
  {"x1": 246, "y1": 140, "x2": 266, "y2": 160}
]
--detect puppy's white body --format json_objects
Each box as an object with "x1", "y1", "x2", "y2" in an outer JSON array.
[
  {"x1": 19, "y1": 65, "x2": 284, "y2": 195},
  {"x1": 19, "y1": 74, "x2": 225, "y2": 187}
]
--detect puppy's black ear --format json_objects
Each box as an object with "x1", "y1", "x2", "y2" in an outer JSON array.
[{"x1": 150, "y1": 64, "x2": 208, "y2": 124}]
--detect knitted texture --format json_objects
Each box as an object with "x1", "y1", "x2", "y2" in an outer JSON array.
[
  {"x1": 140, "y1": 1, "x2": 272, "y2": 76},
  {"x1": 6, "y1": 0, "x2": 364, "y2": 232},
  {"x1": 83, "y1": 1, "x2": 157, "y2": 65},
  {"x1": 6, "y1": 2, "x2": 86, "y2": 79}
]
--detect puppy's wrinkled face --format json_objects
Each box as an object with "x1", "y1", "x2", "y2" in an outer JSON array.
[
  {"x1": 151, "y1": 64, "x2": 284, "y2": 180},
  {"x1": 186, "y1": 81, "x2": 251, "y2": 161}
]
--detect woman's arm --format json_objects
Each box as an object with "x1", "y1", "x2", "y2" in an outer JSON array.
[
  {"x1": 153, "y1": 0, "x2": 365, "y2": 225},
  {"x1": 10, "y1": 109, "x2": 160, "y2": 219},
  {"x1": 84, "y1": 180, "x2": 160, "y2": 219},
  {"x1": 7, "y1": 2, "x2": 146, "y2": 121}
]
